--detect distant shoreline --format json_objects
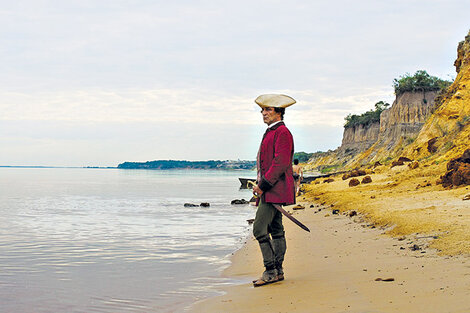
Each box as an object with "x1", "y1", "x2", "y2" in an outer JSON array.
[
  {"x1": 117, "y1": 159, "x2": 256, "y2": 170},
  {"x1": 0, "y1": 166, "x2": 117, "y2": 169}
]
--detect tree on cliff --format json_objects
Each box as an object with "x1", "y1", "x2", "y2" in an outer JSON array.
[
  {"x1": 393, "y1": 70, "x2": 451, "y2": 96},
  {"x1": 344, "y1": 101, "x2": 390, "y2": 128}
]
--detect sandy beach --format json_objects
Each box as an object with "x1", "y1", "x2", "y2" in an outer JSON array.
[{"x1": 190, "y1": 165, "x2": 470, "y2": 313}]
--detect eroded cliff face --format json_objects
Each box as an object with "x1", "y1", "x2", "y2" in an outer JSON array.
[
  {"x1": 349, "y1": 90, "x2": 438, "y2": 166},
  {"x1": 307, "y1": 90, "x2": 437, "y2": 170},
  {"x1": 380, "y1": 91, "x2": 436, "y2": 139},
  {"x1": 308, "y1": 31, "x2": 470, "y2": 172},
  {"x1": 341, "y1": 122, "x2": 380, "y2": 148},
  {"x1": 403, "y1": 31, "x2": 470, "y2": 163}
]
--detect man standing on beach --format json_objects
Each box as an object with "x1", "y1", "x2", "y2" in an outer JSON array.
[{"x1": 251, "y1": 94, "x2": 296, "y2": 287}]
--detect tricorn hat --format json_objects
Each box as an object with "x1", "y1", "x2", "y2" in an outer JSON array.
[{"x1": 255, "y1": 94, "x2": 296, "y2": 108}]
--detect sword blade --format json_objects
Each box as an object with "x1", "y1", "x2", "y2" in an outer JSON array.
[{"x1": 273, "y1": 204, "x2": 310, "y2": 232}]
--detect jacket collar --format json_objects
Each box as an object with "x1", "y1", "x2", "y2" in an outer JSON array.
[{"x1": 267, "y1": 121, "x2": 285, "y2": 131}]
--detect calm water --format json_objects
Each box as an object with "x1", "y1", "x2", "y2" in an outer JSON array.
[{"x1": 0, "y1": 168, "x2": 256, "y2": 313}]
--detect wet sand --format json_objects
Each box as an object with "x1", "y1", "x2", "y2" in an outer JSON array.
[{"x1": 189, "y1": 166, "x2": 470, "y2": 312}]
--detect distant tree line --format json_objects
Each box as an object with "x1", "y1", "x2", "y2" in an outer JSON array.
[
  {"x1": 293, "y1": 152, "x2": 314, "y2": 163},
  {"x1": 118, "y1": 160, "x2": 256, "y2": 170},
  {"x1": 393, "y1": 70, "x2": 451, "y2": 96},
  {"x1": 344, "y1": 101, "x2": 390, "y2": 129}
]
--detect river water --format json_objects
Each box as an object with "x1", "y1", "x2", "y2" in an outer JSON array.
[{"x1": 0, "y1": 167, "x2": 256, "y2": 312}]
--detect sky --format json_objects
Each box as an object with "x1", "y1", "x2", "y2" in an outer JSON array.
[{"x1": 1, "y1": 0, "x2": 469, "y2": 167}]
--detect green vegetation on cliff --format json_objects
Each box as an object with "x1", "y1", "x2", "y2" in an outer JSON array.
[
  {"x1": 393, "y1": 70, "x2": 451, "y2": 96},
  {"x1": 344, "y1": 101, "x2": 390, "y2": 129}
]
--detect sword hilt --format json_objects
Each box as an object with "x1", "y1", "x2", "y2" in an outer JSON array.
[{"x1": 247, "y1": 180, "x2": 259, "y2": 198}]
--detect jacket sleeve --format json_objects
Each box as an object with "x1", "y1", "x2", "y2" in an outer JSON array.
[{"x1": 258, "y1": 128, "x2": 293, "y2": 192}]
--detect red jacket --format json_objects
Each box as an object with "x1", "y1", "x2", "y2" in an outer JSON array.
[{"x1": 257, "y1": 122, "x2": 295, "y2": 205}]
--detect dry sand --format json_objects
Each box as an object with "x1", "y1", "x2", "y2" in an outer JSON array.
[{"x1": 189, "y1": 165, "x2": 470, "y2": 313}]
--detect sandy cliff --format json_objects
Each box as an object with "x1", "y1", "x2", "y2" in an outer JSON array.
[
  {"x1": 307, "y1": 89, "x2": 437, "y2": 170},
  {"x1": 307, "y1": 31, "x2": 470, "y2": 171},
  {"x1": 403, "y1": 32, "x2": 470, "y2": 163}
]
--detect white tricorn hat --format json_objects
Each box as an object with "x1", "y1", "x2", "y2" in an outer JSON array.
[{"x1": 255, "y1": 94, "x2": 296, "y2": 108}]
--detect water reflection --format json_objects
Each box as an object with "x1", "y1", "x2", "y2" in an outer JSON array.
[{"x1": 0, "y1": 168, "x2": 255, "y2": 313}]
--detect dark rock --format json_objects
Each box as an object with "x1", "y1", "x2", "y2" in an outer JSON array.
[
  {"x1": 375, "y1": 278, "x2": 395, "y2": 282},
  {"x1": 200, "y1": 202, "x2": 210, "y2": 207},
  {"x1": 184, "y1": 203, "x2": 199, "y2": 207},
  {"x1": 292, "y1": 204, "x2": 305, "y2": 210},
  {"x1": 231, "y1": 199, "x2": 249, "y2": 205},
  {"x1": 427, "y1": 137, "x2": 438, "y2": 153},
  {"x1": 247, "y1": 218, "x2": 255, "y2": 225},
  {"x1": 440, "y1": 149, "x2": 470, "y2": 187},
  {"x1": 332, "y1": 209, "x2": 340, "y2": 214},
  {"x1": 349, "y1": 178, "x2": 360, "y2": 187},
  {"x1": 349, "y1": 210, "x2": 357, "y2": 217},
  {"x1": 463, "y1": 194, "x2": 470, "y2": 201},
  {"x1": 343, "y1": 169, "x2": 367, "y2": 180},
  {"x1": 361, "y1": 176, "x2": 372, "y2": 184},
  {"x1": 410, "y1": 244, "x2": 421, "y2": 251},
  {"x1": 391, "y1": 159, "x2": 404, "y2": 168},
  {"x1": 398, "y1": 157, "x2": 412, "y2": 163},
  {"x1": 323, "y1": 178, "x2": 334, "y2": 183}
]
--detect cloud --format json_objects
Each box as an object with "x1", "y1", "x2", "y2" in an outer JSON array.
[
  {"x1": 1, "y1": 0, "x2": 470, "y2": 165},
  {"x1": 0, "y1": 84, "x2": 394, "y2": 128}
]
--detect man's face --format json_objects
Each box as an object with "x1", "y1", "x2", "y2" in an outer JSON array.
[{"x1": 261, "y1": 107, "x2": 281, "y2": 125}]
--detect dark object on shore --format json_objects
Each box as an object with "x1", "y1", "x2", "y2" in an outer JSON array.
[
  {"x1": 323, "y1": 178, "x2": 334, "y2": 183},
  {"x1": 427, "y1": 137, "x2": 439, "y2": 153},
  {"x1": 184, "y1": 203, "x2": 199, "y2": 207},
  {"x1": 247, "y1": 218, "x2": 255, "y2": 225},
  {"x1": 391, "y1": 159, "x2": 404, "y2": 167},
  {"x1": 410, "y1": 244, "x2": 421, "y2": 251},
  {"x1": 231, "y1": 199, "x2": 249, "y2": 205},
  {"x1": 463, "y1": 194, "x2": 470, "y2": 201},
  {"x1": 439, "y1": 149, "x2": 470, "y2": 188},
  {"x1": 200, "y1": 202, "x2": 210, "y2": 207},
  {"x1": 332, "y1": 209, "x2": 339, "y2": 214},
  {"x1": 375, "y1": 278, "x2": 395, "y2": 282},
  {"x1": 349, "y1": 210, "x2": 357, "y2": 217},
  {"x1": 342, "y1": 169, "x2": 367, "y2": 180},
  {"x1": 349, "y1": 178, "x2": 360, "y2": 187},
  {"x1": 398, "y1": 156, "x2": 412, "y2": 163},
  {"x1": 361, "y1": 176, "x2": 372, "y2": 184},
  {"x1": 292, "y1": 204, "x2": 305, "y2": 210}
]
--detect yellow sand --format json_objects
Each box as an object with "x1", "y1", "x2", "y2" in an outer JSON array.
[{"x1": 189, "y1": 164, "x2": 470, "y2": 313}]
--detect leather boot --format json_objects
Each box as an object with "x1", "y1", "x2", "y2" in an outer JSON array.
[
  {"x1": 253, "y1": 237, "x2": 278, "y2": 287},
  {"x1": 272, "y1": 235, "x2": 287, "y2": 280}
]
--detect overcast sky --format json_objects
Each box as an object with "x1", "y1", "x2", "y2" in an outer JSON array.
[{"x1": 1, "y1": 0, "x2": 469, "y2": 166}]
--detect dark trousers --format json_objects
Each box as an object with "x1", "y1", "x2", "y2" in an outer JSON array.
[{"x1": 253, "y1": 198, "x2": 284, "y2": 241}]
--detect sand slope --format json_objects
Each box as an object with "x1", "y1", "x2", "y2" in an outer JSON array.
[{"x1": 190, "y1": 199, "x2": 470, "y2": 313}]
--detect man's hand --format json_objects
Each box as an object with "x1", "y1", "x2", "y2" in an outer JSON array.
[{"x1": 252, "y1": 185, "x2": 263, "y2": 197}]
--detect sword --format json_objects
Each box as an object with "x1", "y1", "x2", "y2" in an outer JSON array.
[
  {"x1": 272, "y1": 203, "x2": 310, "y2": 232},
  {"x1": 247, "y1": 181, "x2": 310, "y2": 232}
]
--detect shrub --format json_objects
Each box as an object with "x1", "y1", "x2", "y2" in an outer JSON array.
[
  {"x1": 344, "y1": 101, "x2": 390, "y2": 128},
  {"x1": 393, "y1": 70, "x2": 451, "y2": 96}
]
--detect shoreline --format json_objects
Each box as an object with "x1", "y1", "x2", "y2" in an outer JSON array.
[{"x1": 189, "y1": 166, "x2": 470, "y2": 313}]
